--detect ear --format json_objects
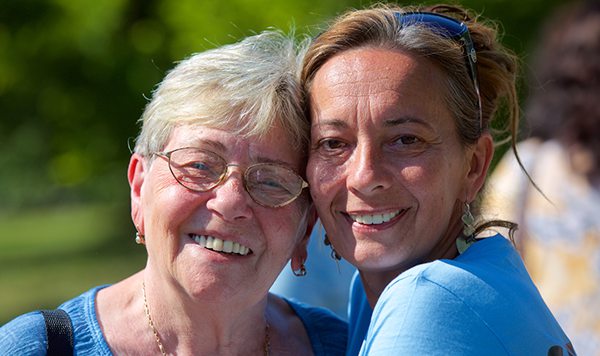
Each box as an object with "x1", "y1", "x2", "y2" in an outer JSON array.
[
  {"x1": 290, "y1": 205, "x2": 317, "y2": 272},
  {"x1": 463, "y1": 133, "x2": 494, "y2": 202},
  {"x1": 128, "y1": 153, "x2": 146, "y2": 235}
]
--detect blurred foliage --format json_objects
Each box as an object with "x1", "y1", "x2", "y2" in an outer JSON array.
[{"x1": 0, "y1": 0, "x2": 565, "y2": 210}]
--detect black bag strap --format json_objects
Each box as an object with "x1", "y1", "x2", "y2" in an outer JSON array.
[{"x1": 41, "y1": 309, "x2": 74, "y2": 356}]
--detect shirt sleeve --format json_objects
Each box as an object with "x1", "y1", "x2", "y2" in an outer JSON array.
[
  {"x1": 0, "y1": 311, "x2": 47, "y2": 356},
  {"x1": 360, "y1": 272, "x2": 506, "y2": 356}
]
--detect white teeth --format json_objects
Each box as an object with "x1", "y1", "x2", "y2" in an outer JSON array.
[
  {"x1": 212, "y1": 238, "x2": 223, "y2": 251},
  {"x1": 192, "y1": 235, "x2": 250, "y2": 256},
  {"x1": 197, "y1": 235, "x2": 207, "y2": 248},
  {"x1": 223, "y1": 240, "x2": 233, "y2": 253},
  {"x1": 350, "y1": 210, "x2": 401, "y2": 225}
]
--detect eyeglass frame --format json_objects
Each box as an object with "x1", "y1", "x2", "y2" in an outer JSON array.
[
  {"x1": 394, "y1": 11, "x2": 483, "y2": 134},
  {"x1": 152, "y1": 147, "x2": 309, "y2": 208}
]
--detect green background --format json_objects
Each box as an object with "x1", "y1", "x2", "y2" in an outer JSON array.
[{"x1": 0, "y1": 0, "x2": 565, "y2": 324}]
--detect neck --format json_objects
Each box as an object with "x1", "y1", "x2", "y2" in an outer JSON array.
[{"x1": 141, "y1": 272, "x2": 271, "y2": 355}]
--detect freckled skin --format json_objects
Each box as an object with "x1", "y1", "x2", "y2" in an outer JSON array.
[{"x1": 307, "y1": 47, "x2": 491, "y2": 298}]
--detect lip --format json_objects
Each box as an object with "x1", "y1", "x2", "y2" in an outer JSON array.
[{"x1": 342, "y1": 208, "x2": 408, "y2": 231}]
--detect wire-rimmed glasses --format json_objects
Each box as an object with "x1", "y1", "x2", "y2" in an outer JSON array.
[{"x1": 153, "y1": 147, "x2": 308, "y2": 208}]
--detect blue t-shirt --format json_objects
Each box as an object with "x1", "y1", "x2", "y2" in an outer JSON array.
[
  {"x1": 347, "y1": 234, "x2": 574, "y2": 356},
  {"x1": 0, "y1": 285, "x2": 347, "y2": 355}
]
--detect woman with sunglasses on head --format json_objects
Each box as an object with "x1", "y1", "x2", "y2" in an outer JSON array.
[
  {"x1": 302, "y1": 4, "x2": 573, "y2": 355},
  {"x1": 0, "y1": 30, "x2": 347, "y2": 355}
]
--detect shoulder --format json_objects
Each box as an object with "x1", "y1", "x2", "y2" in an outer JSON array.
[
  {"x1": 377, "y1": 235, "x2": 531, "y2": 319},
  {"x1": 360, "y1": 243, "x2": 508, "y2": 354},
  {"x1": 362, "y1": 235, "x2": 572, "y2": 355},
  {"x1": 0, "y1": 311, "x2": 47, "y2": 355},
  {"x1": 283, "y1": 297, "x2": 348, "y2": 356},
  {"x1": 0, "y1": 285, "x2": 111, "y2": 356},
  {"x1": 59, "y1": 285, "x2": 112, "y2": 354}
]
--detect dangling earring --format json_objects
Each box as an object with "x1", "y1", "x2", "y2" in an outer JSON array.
[
  {"x1": 324, "y1": 234, "x2": 341, "y2": 261},
  {"x1": 292, "y1": 263, "x2": 307, "y2": 277},
  {"x1": 135, "y1": 232, "x2": 145, "y2": 245},
  {"x1": 456, "y1": 202, "x2": 476, "y2": 254},
  {"x1": 461, "y1": 202, "x2": 476, "y2": 237}
]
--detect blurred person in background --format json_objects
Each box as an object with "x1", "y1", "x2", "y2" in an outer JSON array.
[
  {"x1": 302, "y1": 3, "x2": 574, "y2": 354},
  {"x1": 0, "y1": 30, "x2": 347, "y2": 355},
  {"x1": 485, "y1": 1, "x2": 600, "y2": 353}
]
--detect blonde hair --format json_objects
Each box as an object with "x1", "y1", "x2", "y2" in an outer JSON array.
[{"x1": 134, "y1": 30, "x2": 309, "y2": 157}]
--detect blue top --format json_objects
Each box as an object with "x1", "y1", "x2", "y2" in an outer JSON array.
[
  {"x1": 0, "y1": 285, "x2": 347, "y2": 356},
  {"x1": 347, "y1": 234, "x2": 574, "y2": 356}
]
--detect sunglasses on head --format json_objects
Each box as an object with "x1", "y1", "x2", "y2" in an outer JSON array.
[{"x1": 394, "y1": 11, "x2": 483, "y2": 133}]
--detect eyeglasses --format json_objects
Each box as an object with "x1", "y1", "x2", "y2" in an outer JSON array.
[
  {"x1": 153, "y1": 147, "x2": 309, "y2": 208},
  {"x1": 394, "y1": 11, "x2": 483, "y2": 133}
]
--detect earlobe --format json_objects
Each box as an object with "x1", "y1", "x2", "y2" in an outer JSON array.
[
  {"x1": 465, "y1": 133, "x2": 494, "y2": 202},
  {"x1": 128, "y1": 153, "x2": 146, "y2": 234},
  {"x1": 290, "y1": 205, "x2": 317, "y2": 273}
]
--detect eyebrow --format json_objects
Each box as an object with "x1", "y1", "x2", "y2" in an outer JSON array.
[
  {"x1": 195, "y1": 140, "x2": 297, "y2": 170},
  {"x1": 194, "y1": 140, "x2": 228, "y2": 153},
  {"x1": 253, "y1": 156, "x2": 298, "y2": 170},
  {"x1": 385, "y1": 116, "x2": 434, "y2": 130}
]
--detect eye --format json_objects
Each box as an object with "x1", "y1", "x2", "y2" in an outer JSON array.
[
  {"x1": 393, "y1": 135, "x2": 420, "y2": 145},
  {"x1": 317, "y1": 138, "x2": 347, "y2": 151},
  {"x1": 191, "y1": 161, "x2": 211, "y2": 171},
  {"x1": 185, "y1": 160, "x2": 221, "y2": 179}
]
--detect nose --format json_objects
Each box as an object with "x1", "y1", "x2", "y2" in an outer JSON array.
[
  {"x1": 205, "y1": 165, "x2": 253, "y2": 221},
  {"x1": 346, "y1": 143, "x2": 391, "y2": 196}
]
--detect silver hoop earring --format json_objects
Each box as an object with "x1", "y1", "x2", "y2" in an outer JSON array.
[
  {"x1": 324, "y1": 234, "x2": 342, "y2": 261},
  {"x1": 292, "y1": 264, "x2": 307, "y2": 277}
]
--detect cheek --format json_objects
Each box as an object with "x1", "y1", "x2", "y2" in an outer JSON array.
[
  {"x1": 262, "y1": 206, "x2": 308, "y2": 249},
  {"x1": 143, "y1": 175, "x2": 205, "y2": 229},
  {"x1": 307, "y1": 157, "x2": 346, "y2": 204},
  {"x1": 402, "y1": 161, "x2": 462, "y2": 216}
]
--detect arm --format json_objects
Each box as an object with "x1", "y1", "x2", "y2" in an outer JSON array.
[{"x1": 0, "y1": 311, "x2": 47, "y2": 355}]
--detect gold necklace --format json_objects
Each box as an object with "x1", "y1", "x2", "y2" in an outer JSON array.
[
  {"x1": 142, "y1": 282, "x2": 271, "y2": 355},
  {"x1": 142, "y1": 282, "x2": 167, "y2": 356}
]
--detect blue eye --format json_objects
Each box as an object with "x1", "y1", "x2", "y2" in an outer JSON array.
[
  {"x1": 191, "y1": 162, "x2": 210, "y2": 171},
  {"x1": 186, "y1": 161, "x2": 221, "y2": 180},
  {"x1": 260, "y1": 179, "x2": 285, "y2": 189}
]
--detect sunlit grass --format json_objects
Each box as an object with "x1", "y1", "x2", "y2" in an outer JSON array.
[{"x1": 0, "y1": 204, "x2": 147, "y2": 324}]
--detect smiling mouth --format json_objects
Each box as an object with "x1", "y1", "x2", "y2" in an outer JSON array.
[
  {"x1": 348, "y1": 210, "x2": 405, "y2": 225},
  {"x1": 189, "y1": 234, "x2": 251, "y2": 256}
]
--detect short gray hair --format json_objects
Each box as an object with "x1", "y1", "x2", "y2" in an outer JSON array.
[{"x1": 134, "y1": 30, "x2": 309, "y2": 157}]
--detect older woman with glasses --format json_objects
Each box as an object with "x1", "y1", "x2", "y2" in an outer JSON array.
[
  {"x1": 0, "y1": 30, "x2": 347, "y2": 355},
  {"x1": 302, "y1": 4, "x2": 574, "y2": 355}
]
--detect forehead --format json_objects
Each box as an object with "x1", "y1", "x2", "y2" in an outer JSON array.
[
  {"x1": 314, "y1": 47, "x2": 446, "y2": 96},
  {"x1": 309, "y1": 47, "x2": 451, "y2": 124}
]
